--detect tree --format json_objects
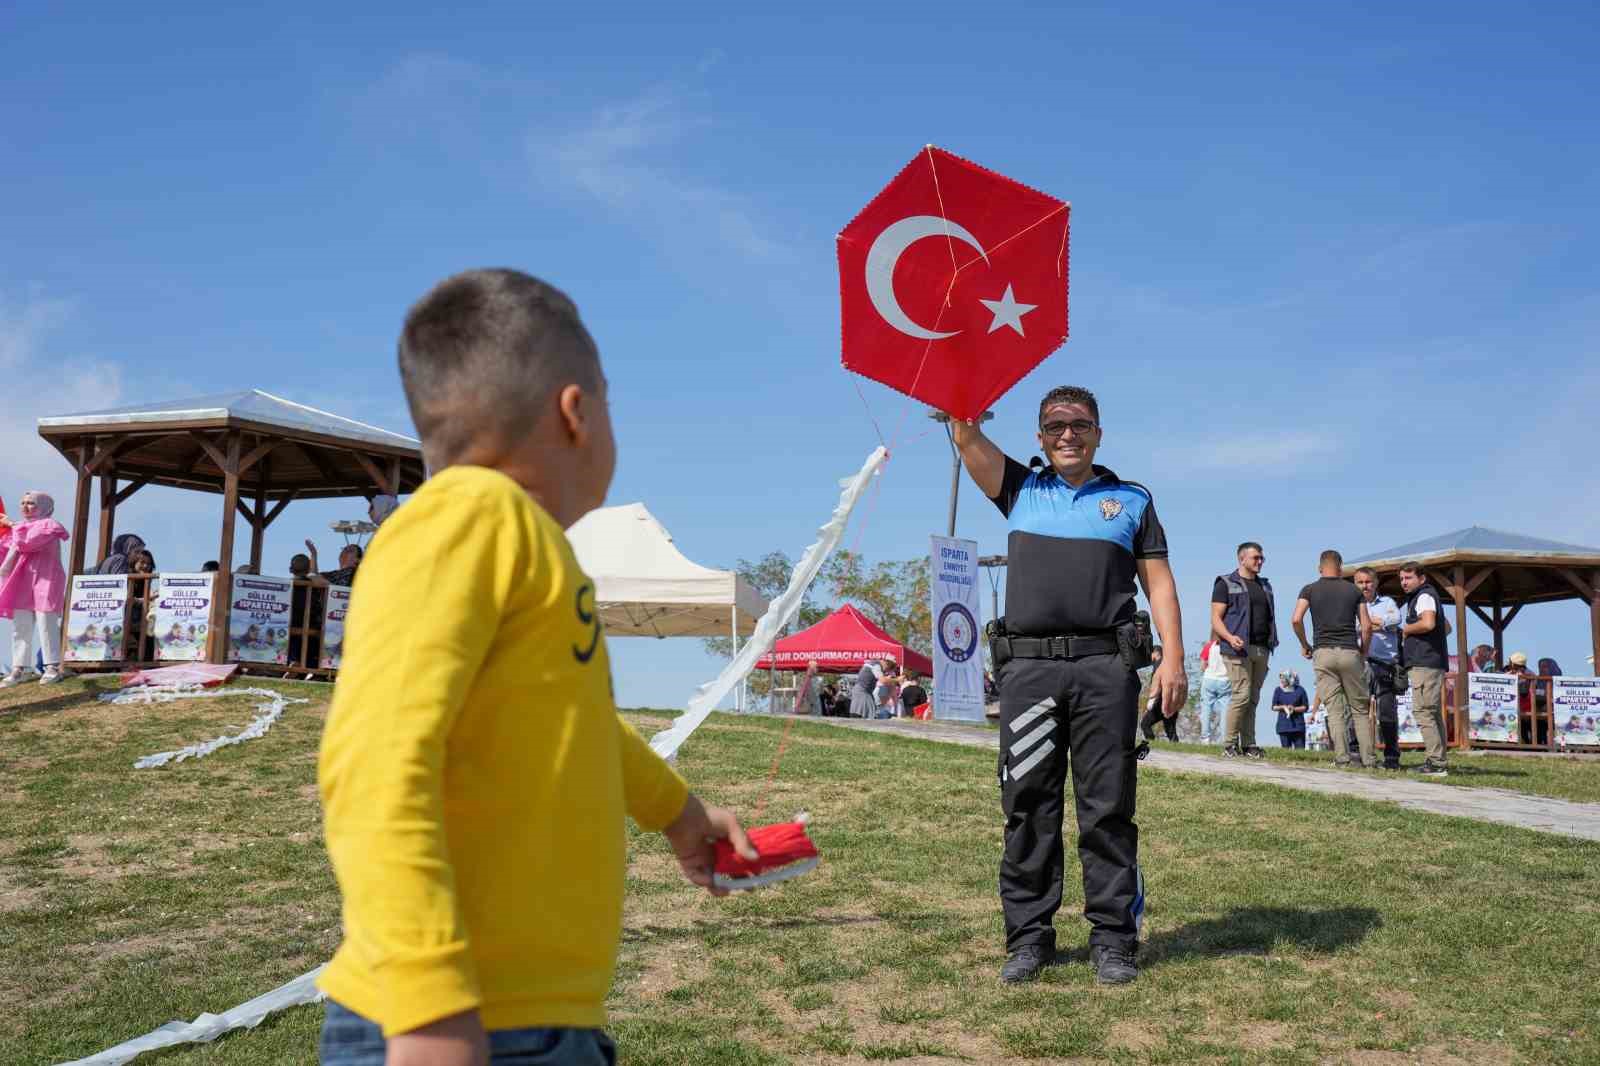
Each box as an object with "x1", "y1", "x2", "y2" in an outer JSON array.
[
  {"x1": 700, "y1": 551, "x2": 830, "y2": 701},
  {"x1": 698, "y1": 549, "x2": 934, "y2": 702},
  {"x1": 821, "y1": 550, "x2": 931, "y2": 657}
]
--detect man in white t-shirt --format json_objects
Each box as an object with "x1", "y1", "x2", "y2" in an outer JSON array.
[
  {"x1": 1399, "y1": 563, "x2": 1450, "y2": 775},
  {"x1": 1198, "y1": 638, "x2": 1232, "y2": 744}
]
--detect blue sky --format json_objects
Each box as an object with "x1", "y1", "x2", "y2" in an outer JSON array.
[{"x1": 4, "y1": 3, "x2": 1597, "y2": 738}]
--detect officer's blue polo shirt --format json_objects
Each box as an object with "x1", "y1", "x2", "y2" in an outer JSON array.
[{"x1": 987, "y1": 458, "x2": 1168, "y2": 637}]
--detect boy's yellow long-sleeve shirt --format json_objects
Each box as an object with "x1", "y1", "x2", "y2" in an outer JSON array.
[{"x1": 317, "y1": 466, "x2": 689, "y2": 1037}]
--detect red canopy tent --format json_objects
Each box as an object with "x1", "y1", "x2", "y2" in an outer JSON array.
[{"x1": 753, "y1": 604, "x2": 934, "y2": 676}]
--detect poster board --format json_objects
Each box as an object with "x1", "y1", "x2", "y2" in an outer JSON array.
[
  {"x1": 228, "y1": 575, "x2": 295, "y2": 664},
  {"x1": 1553, "y1": 677, "x2": 1600, "y2": 747},
  {"x1": 320, "y1": 585, "x2": 352, "y2": 670},
  {"x1": 1467, "y1": 672, "x2": 1520, "y2": 742},
  {"x1": 1394, "y1": 692, "x2": 1422, "y2": 744},
  {"x1": 152, "y1": 573, "x2": 215, "y2": 662},
  {"x1": 929, "y1": 535, "x2": 984, "y2": 722},
  {"x1": 63, "y1": 575, "x2": 130, "y2": 662}
]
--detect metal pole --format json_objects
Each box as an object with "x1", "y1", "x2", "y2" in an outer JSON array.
[
  {"x1": 945, "y1": 424, "x2": 961, "y2": 537},
  {"x1": 731, "y1": 604, "x2": 740, "y2": 713},
  {"x1": 928, "y1": 410, "x2": 992, "y2": 538}
]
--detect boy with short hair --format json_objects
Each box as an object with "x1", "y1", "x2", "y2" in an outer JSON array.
[{"x1": 317, "y1": 268, "x2": 755, "y2": 1066}]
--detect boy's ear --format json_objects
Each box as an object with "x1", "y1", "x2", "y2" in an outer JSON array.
[{"x1": 555, "y1": 383, "x2": 589, "y2": 445}]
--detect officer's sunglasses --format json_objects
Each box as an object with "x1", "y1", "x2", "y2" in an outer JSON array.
[{"x1": 1040, "y1": 419, "x2": 1099, "y2": 440}]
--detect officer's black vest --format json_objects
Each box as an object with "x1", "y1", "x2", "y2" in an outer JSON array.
[{"x1": 1403, "y1": 584, "x2": 1450, "y2": 670}]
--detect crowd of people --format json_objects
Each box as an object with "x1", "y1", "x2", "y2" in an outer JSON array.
[
  {"x1": 781, "y1": 656, "x2": 932, "y2": 719},
  {"x1": 1153, "y1": 542, "x2": 1571, "y2": 773},
  {"x1": 0, "y1": 490, "x2": 401, "y2": 681}
]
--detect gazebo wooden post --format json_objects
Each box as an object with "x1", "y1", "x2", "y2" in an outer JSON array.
[
  {"x1": 1491, "y1": 578, "x2": 1505, "y2": 670},
  {"x1": 97, "y1": 468, "x2": 118, "y2": 565},
  {"x1": 248, "y1": 458, "x2": 269, "y2": 572},
  {"x1": 1452, "y1": 565, "x2": 1471, "y2": 750},
  {"x1": 1591, "y1": 568, "x2": 1600, "y2": 679},
  {"x1": 68, "y1": 444, "x2": 93, "y2": 578},
  {"x1": 207, "y1": 432, "x2": 243, "y2": 665}
]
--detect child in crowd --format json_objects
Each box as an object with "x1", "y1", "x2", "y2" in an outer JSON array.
[
  {"x1": 317, "y1": 269, "x2": 755, "y2": 1066},
  {"x1": 875, "y1": 660, "x2": 901, "y2": 719},
  {"x1": 0, "y1": 491, "x2": 71, "y2": 685}
]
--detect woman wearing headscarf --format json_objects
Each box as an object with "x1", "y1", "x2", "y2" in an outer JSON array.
[
  {"x1": 368, "y1": 494, "x2": 400, "y2": 526},
  {"x1": 1270, "y1": 669, "x2": 1310, "y2": 749},
  {"x1": 0, "y1": 491, "x2": 71, "y2": 686},
  {"x1": 94, "y1": 532, "x2": 146, "y2": 575},
  {"x1": 793, "y1": 660, "x2": 824, "y2": 715}
]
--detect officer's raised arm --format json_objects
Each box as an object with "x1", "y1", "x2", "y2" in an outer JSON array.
[{"x1": 949, "y1": 417, "x2": 1007, "y2": 499}]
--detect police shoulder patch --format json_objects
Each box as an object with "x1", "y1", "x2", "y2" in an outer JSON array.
[{"x1": 1099, "y1": 498, "x2": 1123, "y2": 521}]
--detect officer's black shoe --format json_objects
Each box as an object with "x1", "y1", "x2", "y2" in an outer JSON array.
[
  {"x1": 1243, "y1": 746, "x2": 1266, "y2": 760},
  {"x1": 1221, "y1": 745, "x2": 1241, "y2": 758},
  {"x1": 1089, "y1": 944, "x2": 1139, "y2": 985},
  {"x1": 1000, "y1": 943, "x2": 1054, "y2": 984}
]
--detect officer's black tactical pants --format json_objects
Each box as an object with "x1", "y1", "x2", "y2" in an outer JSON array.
[
  {"x1": 1368, "y1": 659, "x2": 1401, "y2": 768},
  {"x1": 998, "y1": 651, "x2": 1142, "y2": 954}
]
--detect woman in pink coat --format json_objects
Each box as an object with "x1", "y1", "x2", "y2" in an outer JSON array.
[{"x1": 0, "y1": 491, "x2": 71, "y2": 686}]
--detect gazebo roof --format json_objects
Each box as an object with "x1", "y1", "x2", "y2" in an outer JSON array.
[
  {"x1": 1345, "y1": 526, "x2": 1600, "y2": 607},
  {"x1": 38, "y1": 389, "x2": 425, "y2": 500},
  {"x1": 1349, "y1": 526, "x2": 1600, "y2": 565}
]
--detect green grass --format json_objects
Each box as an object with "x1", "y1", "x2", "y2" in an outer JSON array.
[{"x1": 2, "y1": 683, "x2": 1598, "y2": 1064}]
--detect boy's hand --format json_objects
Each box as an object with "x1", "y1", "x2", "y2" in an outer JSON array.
[
  {"x1": 663, "y1": 793, "x2": 757, "y2": 897},
  {"x1": 386, "y1": 1009, "x2": 488, "y2": 1066}
]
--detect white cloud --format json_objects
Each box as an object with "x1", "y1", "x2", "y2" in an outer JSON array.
[{"x1": 532, "y1": 82, "x2": 785, "y2": 262}]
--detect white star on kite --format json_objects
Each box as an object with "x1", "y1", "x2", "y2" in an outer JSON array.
[{"x1": 979, "y1": 284, "x2": 1037, "y2": 336}]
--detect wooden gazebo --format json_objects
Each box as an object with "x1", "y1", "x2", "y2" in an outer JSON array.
[
  {"x1": 38, "y1": 389, "x2": 425, "y2": 663},
  {"x1": 1346, "y1": 526, "x2": 1600, "y2": 748}
]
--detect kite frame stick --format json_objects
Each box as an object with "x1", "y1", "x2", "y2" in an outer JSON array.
[{"x1": 713, "y1": 856, "x2": 821, "y2": 893}]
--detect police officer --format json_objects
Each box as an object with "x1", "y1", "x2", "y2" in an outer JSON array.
[{"x1": 950, "y1": 385, "x2": 1187, "y2": 986}]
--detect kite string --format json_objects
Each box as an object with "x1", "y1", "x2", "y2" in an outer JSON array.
[{"x1": 850, "y1": 373, "x2": 888, "y2": 448}]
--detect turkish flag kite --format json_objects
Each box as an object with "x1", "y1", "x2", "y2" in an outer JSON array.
[{"x1": 838, "y1": 147, "x2": 1069, "y2": 421}]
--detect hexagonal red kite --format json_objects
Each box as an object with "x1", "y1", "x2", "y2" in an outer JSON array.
[{"x1": 837, "y1": 147, "x2": 1069, "y2": 422}]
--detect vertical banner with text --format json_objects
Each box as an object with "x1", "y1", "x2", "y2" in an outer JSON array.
[
  {"x1": 153, "y1": 573, "x2": 215, "y2": 662},
  {"x1": 1467, "y1": 672, "x2": 1520, "y2": 742},
  {"x1": 229, "y1": 576, "x2": 295, "y2": 664},
  {"x1": 1553, "y1": 677, "x2": 1600, "y2": 747},
  {"x1": 320, "y1": 585, "x2": 353, "y2": 670},
  {"x1": 930, "y1": 535, "x2": 984, "y2": 722},
  {"x1": 63, "y1": 575, "x2": 130, "y2": 662},
  {"x1": 1395, "y1": 692, "x2": 1422, "y2": 744}
]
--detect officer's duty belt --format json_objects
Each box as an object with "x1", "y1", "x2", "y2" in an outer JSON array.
[{"x1": 1005, "y1": 633, "x2": 1120, "y2": 660}]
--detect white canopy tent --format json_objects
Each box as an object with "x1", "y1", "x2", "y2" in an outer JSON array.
[{"x1": 567, "y1": 502, "x2": 768, "y2": 640}]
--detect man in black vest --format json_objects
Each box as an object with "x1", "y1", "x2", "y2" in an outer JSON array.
[
  {"x1": 951, "y1": 384, "x2": 1186, "y2": 988},
  {"x1": 1211, "y1": 542, "x2": 1278, "y2": 759},
  {"x1": 1399, "y1": 562, "x2": 1450, "y2": 776}
]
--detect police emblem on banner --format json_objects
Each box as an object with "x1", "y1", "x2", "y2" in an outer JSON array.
[
  {"x1": 937, "y1": 602, "x2": 978, "y2": 663},
  {"x1": 1099, "y1": 498, "x2": 1123, "y2": 521}
]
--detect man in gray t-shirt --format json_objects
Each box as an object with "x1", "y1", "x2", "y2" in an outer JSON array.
[{"x1": 1291, "y1": 549, "x2": 1374, "y2": 768}]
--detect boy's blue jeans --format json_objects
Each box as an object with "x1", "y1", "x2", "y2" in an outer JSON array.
[{"x1": 320, "y1": 1000, "x2": 616, "y2": 1065}]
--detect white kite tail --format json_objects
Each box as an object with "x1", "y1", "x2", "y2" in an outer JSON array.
[
  {"x1": 58, "y1": 965, "x2": 327, "y2": 1066},
  {"x1": 650, "y1": 445, "x2": 888, "y2": 760}
]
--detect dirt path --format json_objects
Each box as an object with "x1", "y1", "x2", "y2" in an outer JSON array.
[{"x1": 814, "y1": 717, "x2": 1600, "y2": 842}]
